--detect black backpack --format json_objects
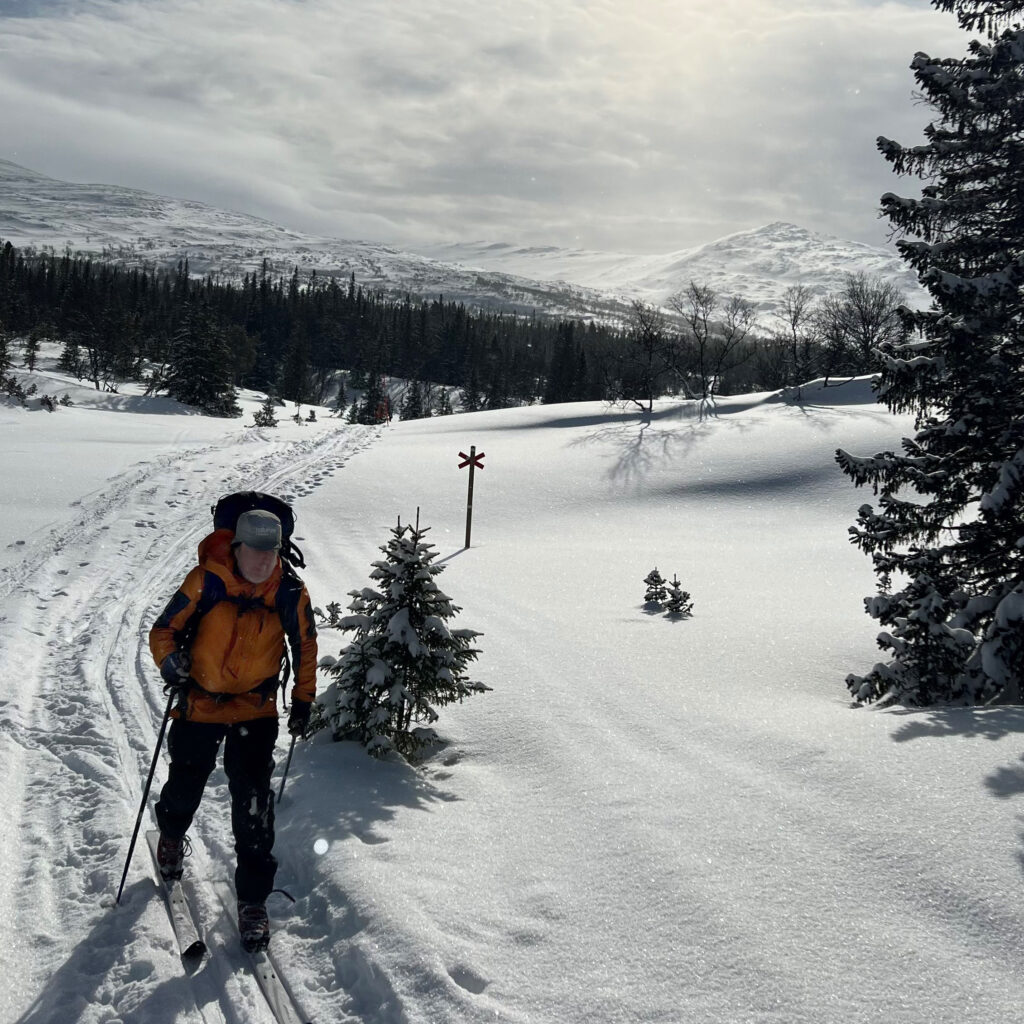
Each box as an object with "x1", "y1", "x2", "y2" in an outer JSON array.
[{"x1": 212, "y1": 490, "x2": 306, "y2": 568}]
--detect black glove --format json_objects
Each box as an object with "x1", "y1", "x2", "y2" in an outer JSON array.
[
  {"x1": 288, "y1": 700, "x2": 312, "y2": 738},
  {"x1": 160, "y1": 650, "x2": 191, "y2": 692}
]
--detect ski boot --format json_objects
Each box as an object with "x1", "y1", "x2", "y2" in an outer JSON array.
[
  {"x1": 238, "y1": 900, "x2": 270, "y2": 953},
  {"x1": 156, "y1": 833, "x2": 190, "y2": 882}
]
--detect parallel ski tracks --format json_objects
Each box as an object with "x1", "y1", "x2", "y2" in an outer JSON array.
[{"x1": 0, "y1": 422, "x2": 381, "y2": 1024}]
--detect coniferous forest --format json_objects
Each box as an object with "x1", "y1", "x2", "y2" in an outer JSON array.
[{"x1": 0, "y1": 236, "x2": 906, "y2": 417}]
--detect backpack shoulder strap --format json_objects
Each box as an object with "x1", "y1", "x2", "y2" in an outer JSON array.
[
  {"x1": 274, "y1": 565, "x2": 310, "y2": 706},
  {"x1": 274, "y1": 565, "x2": 304, "y2": 640},
  {"x1": 174, "y1": 570, "x2": 227, "y2": 650}
]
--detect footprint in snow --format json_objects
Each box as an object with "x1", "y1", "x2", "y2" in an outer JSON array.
[{"x1": 448, "y1": 966, "x2": 489, "y2": 995}]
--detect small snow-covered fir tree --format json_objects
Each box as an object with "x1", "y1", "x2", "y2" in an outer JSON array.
[
  {"x1": 328, "y1": 513, "x2": 488, "y2": 757},
  {"x1": 664, "y1": 575, "x2": 693, "y2": 619},
  {"x1": 644, "y1": 567, "x2": 668, "y2": 605},
  {"x1": 333, "y1": 373, "x2": 348, "y2": 417},
  {"x1": 252, "y1": 393, "x2": 278, "y2": 427},
  {"x1": 436, "y1": 388, "x2": 454, "y2": 416},
  {"x1": 836, "y1": 0, "x2": 1024, "y2": 705},
  {"x1": 399, "y1": 380, "x2": 428, "y2": 420}
]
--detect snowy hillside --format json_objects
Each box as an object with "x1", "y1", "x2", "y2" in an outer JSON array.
[
  {"x1": 4, "y1": 354, "x2": 1024, "y2": 1024},
  {"x1": 0, "y1": 159, "x2": 633, "y2": 322},
  {"x1": 0, "y1": 160, "x2": 926, "y2": 321},
  {"x1": 413, "y1": 221, "x2": 927, "y2": 312}
]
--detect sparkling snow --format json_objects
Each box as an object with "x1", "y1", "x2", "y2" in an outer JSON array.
[{"x1": 3, "y1": 363, "x2": 1024, "y2": 1023}]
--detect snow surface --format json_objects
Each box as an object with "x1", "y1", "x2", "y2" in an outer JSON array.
[{"x1": 4, "y1": 362, "x2": 1024, "y2": 1024}]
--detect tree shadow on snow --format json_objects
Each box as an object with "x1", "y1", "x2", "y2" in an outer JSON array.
[
  {"x1": 275, "y1": 734, "x2": 461, "y2": 852},
  {"x1": 568, "y1": 409, "x2": 758, "y2": 488},
  {"x1": 889, "y1": 707, "x2": 1024, "y2": 880},
  {"x1": 888, "y1": 706, "x2": 1024, "y2": 745},
  {"x1": 13, "y1": 879, "x2": 203, "y2": 1024}
]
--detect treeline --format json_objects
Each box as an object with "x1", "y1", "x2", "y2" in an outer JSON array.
[{"x1": 0, "y1": 238, "x2": 909, "y2": 416}]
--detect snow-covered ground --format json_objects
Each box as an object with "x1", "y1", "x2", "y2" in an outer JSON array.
[{"x1": 4, "y1": 359, "x2": 1024, "y2": 1024}]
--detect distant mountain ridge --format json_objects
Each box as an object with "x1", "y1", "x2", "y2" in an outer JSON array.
[
  {"x1": 0, "y1": 159, "x2": 925, "y2": 322},
  {"x1": 411, "y1": 223, "x2": 925, "y2": 312}
]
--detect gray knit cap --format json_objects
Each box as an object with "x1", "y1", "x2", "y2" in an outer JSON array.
[{"x1": 233, "y1": 509, "x2": 283, "y2": 551}]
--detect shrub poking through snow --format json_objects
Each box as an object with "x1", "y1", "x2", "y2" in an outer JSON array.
[
  {"x1": 325, "y1": 512, "x2": 489, "y2": 758},
  {"x1": 664, "y1": 575, "x2": 693, "y2": 619},
  {"x1": 644, "y1": 568, "x2": 668, "y2": 606}
]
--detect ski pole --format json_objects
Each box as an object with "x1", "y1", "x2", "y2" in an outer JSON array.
[
  {"x1": 116, "y1": 691, "x2": 174, "y2": 905},
  {"x1": 277, "y1": 734, "x2": 298, "y2": 805}
]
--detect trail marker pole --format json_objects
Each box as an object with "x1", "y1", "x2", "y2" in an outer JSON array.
[{"x1": 458, "y1": 445, "x2": 485, "y2": 547}]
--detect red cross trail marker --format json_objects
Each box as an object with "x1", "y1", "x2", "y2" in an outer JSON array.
[{"x1": 458, "y1": 445, "x2": 485, "y2": 547}]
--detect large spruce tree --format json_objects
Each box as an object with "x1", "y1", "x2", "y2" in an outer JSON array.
[
  {"x1": 163, "y1": 302, "x2": 241, "y2": 417},
  {"x1": 836, "y1": 0, "x2": 1024, "y2": 705}
]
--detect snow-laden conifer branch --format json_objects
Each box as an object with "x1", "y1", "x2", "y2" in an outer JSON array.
[{"x1": 838, "y1": 1, "x2": 1024, "y2": 706}]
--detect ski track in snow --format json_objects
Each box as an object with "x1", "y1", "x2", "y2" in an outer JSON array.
[{"x1": 0, "y1": 423, "x2": 381, "y2": 1024}]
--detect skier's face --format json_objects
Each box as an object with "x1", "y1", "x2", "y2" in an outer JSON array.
[{"x1": 235, "y1": 542, "x2": 278, "y2": 584}]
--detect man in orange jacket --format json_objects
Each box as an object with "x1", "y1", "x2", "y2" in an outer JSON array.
[{"x1": 149, "y1": 508, "x2": 318, "y2": 952}]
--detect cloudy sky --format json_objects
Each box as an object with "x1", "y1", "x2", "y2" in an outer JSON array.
[{"x1": 0, "y1": 0, "x2": 967, "y2": 254}]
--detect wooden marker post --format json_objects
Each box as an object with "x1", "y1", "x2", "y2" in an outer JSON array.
[{"x1": 458, "y1": 445, "x2": 485, "y2": 547}]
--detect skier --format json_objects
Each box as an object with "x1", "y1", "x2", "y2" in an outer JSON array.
[{"x1": 149, "y1": 508, "x2": 318, "y2": 952}]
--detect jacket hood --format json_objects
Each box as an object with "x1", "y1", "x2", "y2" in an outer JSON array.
[{"x1": 197, "y1": 529, "x2": 281, "y2": 595}]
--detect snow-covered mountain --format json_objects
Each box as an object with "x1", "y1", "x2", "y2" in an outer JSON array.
[
  {"x1": 412, "y1": 223, "x2": 925, "y2": 312},
  {"x1": 0, "y1": 159, "x2": 925, "y2": 321}
]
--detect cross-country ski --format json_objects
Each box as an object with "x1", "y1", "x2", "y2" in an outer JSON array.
[{"x1": 146, "y1": 830, "x2": 207, "y2": 967}]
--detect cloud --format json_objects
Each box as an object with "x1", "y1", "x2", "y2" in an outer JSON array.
[{"x1": 0, "y1": 0, "x2": 968, "y2": 252}]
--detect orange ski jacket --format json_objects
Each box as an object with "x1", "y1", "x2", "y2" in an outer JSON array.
[{"x1": 150, "y1": 529, "x2": 318, "y2": 724}]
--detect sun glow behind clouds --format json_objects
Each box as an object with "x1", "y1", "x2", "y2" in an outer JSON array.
[{"x1": 0, "y1": 0, "x2": 963, "y2": 251}]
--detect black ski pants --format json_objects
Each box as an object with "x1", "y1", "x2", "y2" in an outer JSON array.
[{"x1": 155, "y1": 716, "x2": 279, "y2": 903}]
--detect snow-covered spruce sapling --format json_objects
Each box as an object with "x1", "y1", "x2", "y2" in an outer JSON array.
[
  {"x1": 664, "y1": 575, "x2": 694, "y2": 619},
  {"x1": 252, "y1": 393, "x2": 278, "y2": 428},
  {"x1": 324, "y1": 513, "x2": 489, "y2": 758},
  {"x1": 644, "y1": 567, "x2": 668, "y2": 606}
]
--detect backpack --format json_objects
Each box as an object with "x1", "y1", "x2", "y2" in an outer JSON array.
[
  {"x1": 172, "y1": 491, "x2": 309, "y2": 707},
  {"x1": 212, "y1": 490, "x2": 306, "y2": 568}
]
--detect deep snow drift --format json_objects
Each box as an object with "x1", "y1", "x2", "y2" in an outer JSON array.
[{"x1": 3, "y1": 366, "x2": 1024, "y2": 1024}]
